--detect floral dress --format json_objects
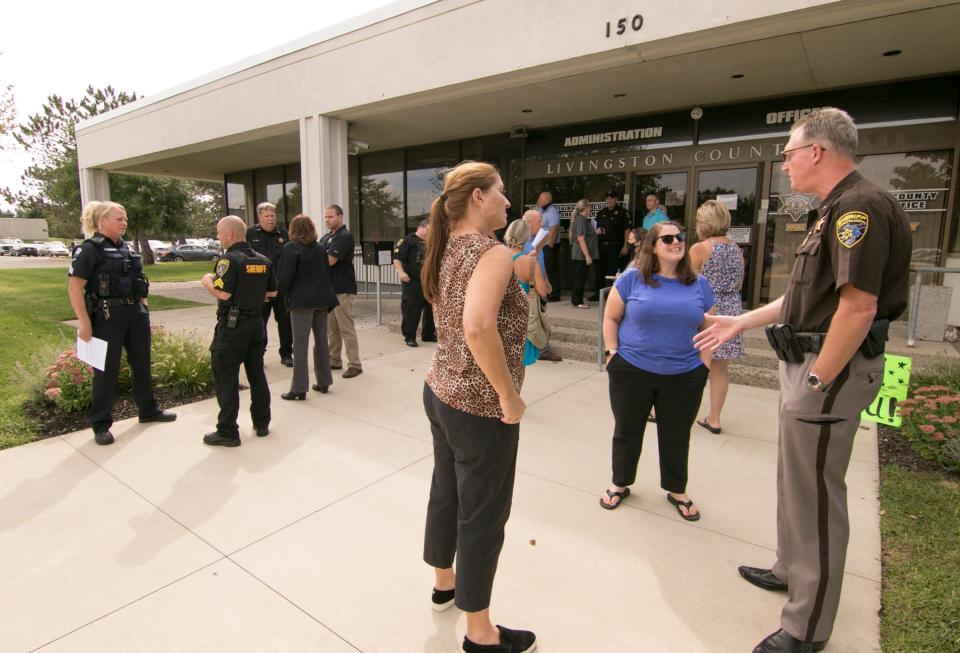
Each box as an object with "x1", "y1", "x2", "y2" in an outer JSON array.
[{"x1": 699, "y1": 241, "x2": 746, "y2": 360}]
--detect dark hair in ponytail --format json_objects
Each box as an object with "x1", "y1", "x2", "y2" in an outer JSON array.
[{"x1": 421, "y1": 161, "x2": 500, "y2": 303}]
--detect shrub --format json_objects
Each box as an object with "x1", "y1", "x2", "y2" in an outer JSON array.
[
  {"x1": 150, "y1": 330, "x2": 214, "y2": 399},
  {"x1": 896, "y1": 366, "x2": 960, "y2": 473},
  {"x1": 42, "y1": 349, "x2": 94, "y2": 413}
]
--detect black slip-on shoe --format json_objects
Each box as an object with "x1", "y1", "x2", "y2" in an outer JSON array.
[
  {"x1": 280, "y1": 356, "x2": 294, "y2": 367},
  {"x1": 255, "y1": 425, "x2": 270, "y2": 438},
  {"x1": 753, "y1": 629, "x2": 827, "y2": 653},
  {"x1": 463, "y1": 625, "x2": 537, "y2": 652},
  {"x1": 739, "y1": 566, "x2": 788, "y2": 592},
  {"x1": 139, "y1": 410, "x2": 177, "y2": 423},
  {"x1": 431, "y1": 587, "x2": 455, "y2": 612},
  {"x1": 311, "y1": 384, "x2": 329, "y2": 393},
  {"x1": 405, "y1": 339, "x2": 418, "y2": 347},
  {"x1": 94, "y1": 430, "x2": 115, "y2": 445},
  {"x1": 421, "y1": 335, "x2": 437, "y2": 342},
  {"x1": 281, "y1": 392, "x2": 306, "y2": 401},
  {"x1": 203, "y1": 432, "x2": 240, "y2": 447}
]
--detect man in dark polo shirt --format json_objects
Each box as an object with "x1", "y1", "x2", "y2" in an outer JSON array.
[
  {"x1": 393, "y1": 219, "x2": 435, "y2": 347},
  {"x1": 591, "y1": 189, "x2": 630, "y2": 301},
  {"x1": 695, "y1": 107, "x2": 910, "y2": 653},
  {"x1": 246, "y1": 202, "x2": 292, "y2": 367},
  {"x1": 319, "y1": 204, "x2": 362, "y2": 378}
]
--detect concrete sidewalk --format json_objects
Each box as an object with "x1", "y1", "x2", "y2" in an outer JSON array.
[{"x1": 0, "y1": 309, "x2": 881, "y2": 652}]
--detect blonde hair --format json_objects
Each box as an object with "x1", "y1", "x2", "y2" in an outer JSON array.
[
  {"x1": 503, "y1": 219, "x2": 530, "y2": 249},
  {"x1": 80, "y1": 201, "x2": 126, "y2": 238},
  {"x1": 573, "y1": 198, "x2": 591, "y2": 217},
  {"x1": 695, "y1": 200, "x2": 731, "y2": 239}
]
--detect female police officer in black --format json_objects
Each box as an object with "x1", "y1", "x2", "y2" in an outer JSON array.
[{"x1": 67, "y1": 201, "x2": 176, "y2": 445}]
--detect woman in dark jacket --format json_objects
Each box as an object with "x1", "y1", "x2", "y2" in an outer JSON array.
[{"x1": 276, "y1": 214, "x2": 339, "y2": 400}]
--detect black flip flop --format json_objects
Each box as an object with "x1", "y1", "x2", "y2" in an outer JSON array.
[
  {"x1": 696, "y1": 418, "x2": 721, "y2": 434},
  {"x1": 667, "y1": 494, "x2": 701, "y2": 521},
  {"x1": 600, "y1": 487, "x2": 630, "y2": 510}
]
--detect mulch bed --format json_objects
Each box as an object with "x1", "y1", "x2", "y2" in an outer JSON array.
[
  {"x1": 878, "y1": 423, "x2": 959, "y2": 479},
  {"x1": 25, "y1": 387, "x2": 216, "y2": 439}
]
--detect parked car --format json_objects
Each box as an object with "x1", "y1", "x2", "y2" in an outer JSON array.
[
  {"x1": 159, "y1": 244, "x2": 221, "y2": 262},
  {"x1": 45, "y1": 241, "x2": 71, "y2": 257},
  {"x1": 0, "y1": 239, "x2": 19, "y2": 255},
  {"x1": 13, "y1": 242, "x2": 40, "y2": 257}
]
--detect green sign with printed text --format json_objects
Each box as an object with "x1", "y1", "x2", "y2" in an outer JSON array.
[{"x1": 861, "y1": 354, "x2": 912, "y2": 427}]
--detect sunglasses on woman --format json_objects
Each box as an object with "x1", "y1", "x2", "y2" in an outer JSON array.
[{"x1": 656, "y1": 233, "x2": 685, "y2": 245}]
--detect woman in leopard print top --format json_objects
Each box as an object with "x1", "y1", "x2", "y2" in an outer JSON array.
[{"x1": 420, "y1": 161, "x2": 537, "y2": 653}]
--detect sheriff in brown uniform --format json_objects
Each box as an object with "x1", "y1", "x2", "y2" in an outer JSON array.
[{"x1": 695, "y1": 108, "x2": 910, "y2": 653}]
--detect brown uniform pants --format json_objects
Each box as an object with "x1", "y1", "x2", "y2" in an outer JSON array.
[
  {"x1": 327, "y1": 293, "x2": 362, "y2": 370},
  {"x1": 772, "y1": 352, "x2": 883, "y2": 642}
]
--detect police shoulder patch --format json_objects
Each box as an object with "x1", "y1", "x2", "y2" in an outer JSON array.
[
  {"x1": 215, "y1": 258, "x2": 230, "y2": 277},
  {"x1": 836, "y1": 211, "x2": 869, "y2": 249}
]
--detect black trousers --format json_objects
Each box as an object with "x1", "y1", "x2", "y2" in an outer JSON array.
[
  {"x1": 607, "y1": 355, "x2": 708, "y2": 493},
  {"x1": 261, "y1": 293, "x2": 293, "y2": 358},
  {"x1": 570, "y1": 259, "x2": 589, "y2": 305},
  {"x1": 210, "y1": 316, "x2": 271, "y2": 439},
  {"x1": 401, "y1": 279, "x2": 435, "y2": 341},
  {"x1": 595, "y1": 241, "x2": 621, "y2": 294},
  {"x1": 90, "y1": 303, "x2": 159, "y2": 434},
  {"x1": 543, "y1": 244, "x2": 561, "y2": 300},
  {"x1": 422, "y1": 384, "x2": 519, "y2": 612}
]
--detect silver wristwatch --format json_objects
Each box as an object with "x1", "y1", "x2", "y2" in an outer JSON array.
[{"x1": 806, "y1": 371, "x2": 827, "y2": 392}]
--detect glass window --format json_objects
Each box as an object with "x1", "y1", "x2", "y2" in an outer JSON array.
[
  {"x1": 348, "y1": 155, "x2": 359, "y2": 233},
  {"x1": 406, "y1": 143, "x2": 458, "y2": 231},
  {"x1": 761, "y1": 166, "x2": 821, "y2": 303},
  {"x1": 636, "y1": 172, "x2": 688, "y2": 227},
  {"x1": 359, "y1": 151, "x2": 404, "y2": 243},
  {"x1": 225, "y1": 171, "x2": 253, "y2": 223},
  {"x1": 282, "y1": 164, "x2": 302, "y2": 219},
  {"x1": 254, "y1": 166, "x2": 285, "y2": 226},
  {"x1": 858, "y1": 150, "x2": 952, "y2": 268}
]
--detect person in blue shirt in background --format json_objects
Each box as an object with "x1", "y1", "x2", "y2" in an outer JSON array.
[
  {"x1": 641, "y1": 193, "x2": 670, "y2": 231},
  {"x1": 598, "y1": 221, "x2": 715, "y2": 522},
  {"x1": 536, "y1": 191, "x2": 562, "y2": 301}
]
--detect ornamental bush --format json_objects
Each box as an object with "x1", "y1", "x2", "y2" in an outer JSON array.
[
  {"x1": 895, "y1": 362, "x2": 960, "y2": 473},
  {"x1": 150, "y1": 329, "x2": 213, "y2": 399}
]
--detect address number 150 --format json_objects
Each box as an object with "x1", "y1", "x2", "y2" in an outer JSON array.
[{"x1": 606, "y1": 15, "x2": 643, "y2": 37}]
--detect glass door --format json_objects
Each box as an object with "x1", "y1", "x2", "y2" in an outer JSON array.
[
  {"x1": 695, "y1": 167, "x2": 759, "y2": 304},
  {"x1": 635, "y1": 172, "x2": 688, "y2": 229}
]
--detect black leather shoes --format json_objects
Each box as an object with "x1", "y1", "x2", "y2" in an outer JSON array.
[
  {"x1": 421, "y1": 334, "x2": 437, "y2": 343},
  {"x1": 739, "y1": 566, "x2": 788, "y2": 592},
  {"x1": 281, "y1": 392, "x2": 306, "y2": 401},
  {"x1": 462, "y1": 625, "x2": 537, "y2": 652},
  {"x1": 203, "y1": 432, "x2": 240, "y2": 447},
  {"x1": 139, "y1": 410, "x2": 177, "y2": 423},
  {"x1": 311, "y1": 384, "x2": 329, "y2": 393},
  {"x1": 94, "y1": 430, "x2": 114, "y2": 445},
  {"x1": 753, "y1": 629, "x2": 826, "y2": 653},
  {"x1": 281, "y1": 356, "x2": 294, "y2": 367},
  {"x1": 405, "y1": 338, "x2": 418, "y2": 347},
  {"x1": 255, "y1": 425, "x2": 269, "y2": 437}
]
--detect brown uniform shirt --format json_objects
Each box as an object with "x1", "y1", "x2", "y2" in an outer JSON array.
[{"x1": 781, "y1": 171, "x2": 911, "y2": 332}]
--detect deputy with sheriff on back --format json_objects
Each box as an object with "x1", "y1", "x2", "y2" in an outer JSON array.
[
  {"x1": 695, "y1": 107, "x2": 911, "y2": 653},
  {"x1": 392, "y1": 219, "x2": 436, "y2": 347},
  {"x1": 67, "y1": 201, "x2": 177, "y2": 446},
  {"x1": 201, "y1": 216, "x2": 277, "y2": 447}
]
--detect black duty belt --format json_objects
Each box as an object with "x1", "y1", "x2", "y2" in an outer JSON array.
[
  {"x1": 103, "y1": 297, "x2": 137, "y2": 306},
  {"x1": 796, "y1": 332, "x2": 825, "y2": 354}
]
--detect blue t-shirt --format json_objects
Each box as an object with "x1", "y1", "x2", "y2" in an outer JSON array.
[
  {"x1": 642, "y1": 207, "x2": 669, "y2": 230},
  {"x1": 539, "y1": 204, "x2": 561, "y2": 245},
  {"x1": 613, "y1": 268, "x2": 715, "y2": 374},
  {"x1": 522, "y1": 238, "x2": 545, "y2": 274}
]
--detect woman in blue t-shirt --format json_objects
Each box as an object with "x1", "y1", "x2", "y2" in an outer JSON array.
[{"x1": 598, "y1": 221, "x2": 715, "y2": 521}]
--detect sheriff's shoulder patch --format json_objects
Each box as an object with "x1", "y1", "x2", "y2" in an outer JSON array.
[
  {"x1": 836, "y1": 211, "x2": 868, "y2": 249},
  {"x1": 215, "y1": 258, "x2": 230, "y2": 277}
]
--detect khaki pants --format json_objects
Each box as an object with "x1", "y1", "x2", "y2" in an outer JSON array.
[
  {"x1": 772, "y1": 352, "x2": 883, "y2": 642},
  {"x1": 328, "y1": 293, "x2": 361, "y2": 370}
]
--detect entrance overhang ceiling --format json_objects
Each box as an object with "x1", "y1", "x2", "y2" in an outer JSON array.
[{"x1": 112, "y1": 2, "x2": 960, "y2": 180}]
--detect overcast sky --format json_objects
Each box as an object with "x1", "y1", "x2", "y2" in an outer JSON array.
[{"x1": 0, "y1": 0, "x2": 396, "y2": 210}]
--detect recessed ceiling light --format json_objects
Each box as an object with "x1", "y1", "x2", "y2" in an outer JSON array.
[
  {"x1": 613, "y1": 93, "x2": 626, "y2": 98},
  {"x1": 883, "y1": 49, "x2": 902, "y2": 57},
  {"x1": 521, "y1": 108, "x2": 533, "y2": 113},
  {"x1": 731, "y1": 73, "x2": 745, "y2": 79}
]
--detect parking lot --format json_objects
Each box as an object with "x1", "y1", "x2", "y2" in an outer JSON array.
[{"x1": 0, "y1": 255, "x2": 70, "y2": 269}]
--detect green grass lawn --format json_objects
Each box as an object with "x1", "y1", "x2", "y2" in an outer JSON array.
[
  {"x1": 880, "y1": 465, "x2": 960, "y2": 653},
  {"x1": 0, "y1": 268, "x2": 200, "y2": 449},
  {"x1": 143, "y1": 260, "x2": 217, "y2": 282}
]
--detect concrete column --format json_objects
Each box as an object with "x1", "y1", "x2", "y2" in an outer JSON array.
[
  {"x1": 299, "y1": 115, "x2": 349, "y2": 232},
  {"x1": 79, "y1": 168, "x2": 110, "y2": 206}
]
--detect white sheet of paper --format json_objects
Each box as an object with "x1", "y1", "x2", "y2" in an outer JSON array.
[
  {"x1": 76, "y1": 335, "x2": 108, "y2": 371},
  {"x1": 717, "y1": 193, "x2": 738, "y2": 210},
  {"x1": 531, "y1": 227, "x2": 549, "y2": 249}
]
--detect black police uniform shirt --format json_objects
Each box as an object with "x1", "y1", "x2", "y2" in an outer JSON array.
[
  {"x1": 781, "y1": 171, "x2": 911, "y2": 333},
  {"x1": 318, "y1": 225, "x2": 358, "y2": 295},
  {"x1": 211, "y1": 243, "x2": 277, "y2": 318},
  {"x1": 68, "y1": 233, "x2": 143, "y2": 299},
  {"x1": 245, "y1": 225, "x2": 288, "y2": 265},
  {"x1": 595, "y1": 205, "x2": 631, "y2": 244},
  {"x1": 393, "y1": 232, "x2": 427, "y2": 281}
]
